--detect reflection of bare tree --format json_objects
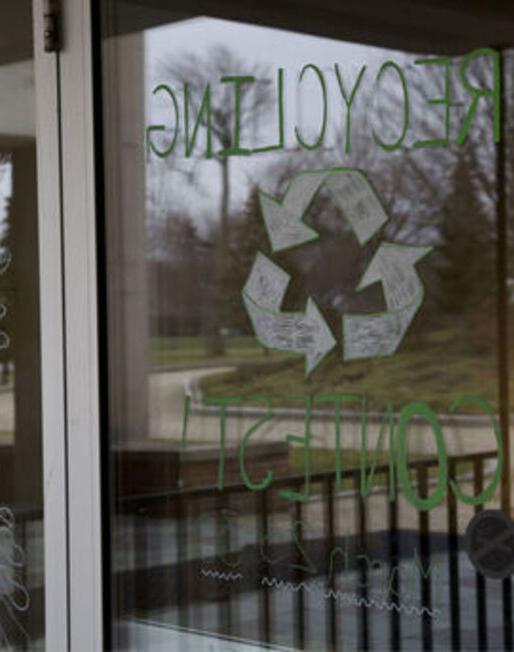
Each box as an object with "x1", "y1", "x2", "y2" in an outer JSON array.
[
  {"x1": 159, "y1": 46, "x2": 273, "y2": 353},
  {"x1": 332, "y1": 53, "x2": 508, "y2": 326},
  {"x1": 148, "y1": 46, "x2": 514, "y2": 358},
  {"x1": 237, "y1": 51, "x2": 512, "y2": 349},
  {"x1": 148, "y1": 213, "x2": 210, "y2": 335}
]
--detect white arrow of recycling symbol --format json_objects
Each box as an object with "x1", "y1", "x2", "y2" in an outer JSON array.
[
  {"x1": 259, "y1": 167, "x2": 389, "y2": 251},
  {"x1": 243, "y1": 167, "x2": 432, "y2": 376},
  {"x1": 343, "y1": 242, "x2": 431, "y2": 361},
  {"x1": 242, "y1": 252, "x2": 336, "y2": 376}
]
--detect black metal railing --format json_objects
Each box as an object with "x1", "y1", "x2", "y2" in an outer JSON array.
[{"x1": 116, "y1": 449, "x2": 513, "y2": 651}]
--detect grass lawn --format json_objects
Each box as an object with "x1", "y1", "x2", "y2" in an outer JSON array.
[
  {"x1": 199, "y1": 327, "x2": 503, "y2": 413},
  {"x1": 151, "y1": 335, "x2": 287, "y2": 368}
]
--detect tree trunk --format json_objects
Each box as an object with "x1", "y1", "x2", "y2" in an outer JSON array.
[{"x1": 206, "y1": 157, "x2": 230, "y2": 356}]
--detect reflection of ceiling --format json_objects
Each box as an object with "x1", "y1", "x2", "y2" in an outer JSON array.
[
  {"x1": 0, "y1": 2, "x2": 34, "y2": 139},
  {"x1": 0, "y1": 1, "x2": 32, "y2": 65},
  {"x1": 108, "y1": 0, "x2": 514, "y2": 54}
]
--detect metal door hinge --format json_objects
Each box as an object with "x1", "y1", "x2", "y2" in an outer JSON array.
[{"x1": 43, "y1": 0, "x2": 60, "y2": 52}]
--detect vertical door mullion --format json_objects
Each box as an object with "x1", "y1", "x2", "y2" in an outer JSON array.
[
  {"x1": 59, "y1": 0, "x2": 104, "y2": 649},
  {"x1": 32, "y1": 2, "x2": 69, "y2": 651}
]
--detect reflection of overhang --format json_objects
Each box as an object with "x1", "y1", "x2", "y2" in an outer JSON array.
[
  {"x1": 0, "y1": 2, "x2": 34, "y2": 140},
  {"x1": 0, "y1": 1, "x2": 31, "y2": 66},
  {"x1": 109, "y1": 0, "x2": 514, "y2": 54},
  {"x1": 0, "y1": 61, "x2": 35, "y2": 139},
  {"x1": 0, "y1": 135, "x2": 35, "y2": 150}
]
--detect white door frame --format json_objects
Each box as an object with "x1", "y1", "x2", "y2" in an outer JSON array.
[
  {"x1": 59, "y1": 0, "x2": 104, "y2": 649},
  {"x1": 33, "y1": 3, "x2": 69, "y2": 651},
  {"x1": 34, "y1": 0, "x2": 104, "y2": 649}
]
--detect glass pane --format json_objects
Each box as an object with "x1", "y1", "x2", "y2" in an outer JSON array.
[
  {"x1": 0, "y1": 2, "x2": 44, "y2": 649},
  {"x1": 100, "y1": 2, "x2": 514, "y2": 650}
]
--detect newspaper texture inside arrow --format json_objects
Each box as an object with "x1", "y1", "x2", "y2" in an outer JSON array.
[
  {"x1": 343, "y1": 243, "x2": 432, "y2": 360},
  {"x1": 242, "y1": 252, "x2": 336, "y2": 376},
  {"x1": 259, "y1": 171, "x2": 327, "y2": 253},
  {"x1": 259, "y1": 167, "x2": 388, "y2": 253},
  {"x1": 324, "y1": 169, "x2": 388, "y2": 245}
]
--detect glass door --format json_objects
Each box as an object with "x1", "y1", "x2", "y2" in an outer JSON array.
[{"x1": 96, "y1": 2, "x2": 514, "y2": 650}]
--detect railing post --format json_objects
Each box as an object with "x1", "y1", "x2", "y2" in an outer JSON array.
[
  {"x1": 388, "y1": 473, "x2": 401, "y2": 651},
  {"x1": 502, "y1": 578, "x2": 513, "y2": 651},
  {"x1": 447, "y1": 458, "x2": 461, "y2": 651},
  {"x1": 355, "y1": 472, "x2": 369, "y2": 651},
  {"x1": 134, "y1": 505, "x2": 149, "y2": 616},
  {"x1": 417, "y1": 465, "x2": 433, "y2": 651},
  {"x1": 176, "y1": 493, "x2": 188, "y2": 628},
  {"x1": 473, "y1": 457, "x2": 488, "y2": 650},
  {"x1": 216, "y1": 494, "x2": 232, "y2": 635},
  {"x1": 293, "y1": 493, "x2": 305, "y2": 650},
  {"x1": 325, "y1": 475, "x2": 337, "y2": 650},
  {"x1": 258, "y1": 490, "x2": 271, "y2": 644}
]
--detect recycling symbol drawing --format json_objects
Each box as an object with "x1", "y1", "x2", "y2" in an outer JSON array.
[{"x1": 242, "y1": 167, "x2": 432, "y2": 376}]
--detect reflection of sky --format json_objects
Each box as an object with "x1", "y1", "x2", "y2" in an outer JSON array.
[
  {"x1": 145, "y1": 17, "x2": 396, "y2": 231},
  {"x1": 144, "y1": 17, "x2": 496, "y2": 242}
]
